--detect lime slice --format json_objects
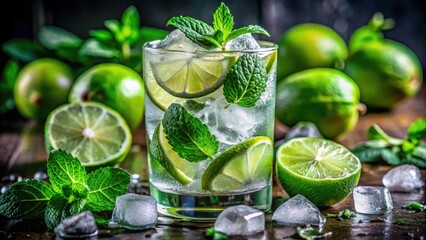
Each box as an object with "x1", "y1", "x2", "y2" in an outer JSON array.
[
  {"x1": 276, "y1": 137, "x2": 361, "y2": 206},
  {"x1": 261, "y1": 50, "x2": 277, "y2": 74},
  {"x1": 151, "y1": 56, "x2": 227, "y2": 98},
  {"x1": 145, "y1": 76, "x2": 186, "y2": 111},
  {"x1": 201, "y1": 136, "x2": 273, "y2": 191},
  {"x1": 45, "y1": 102, "x2": 132, "y2": 167},
  {"x1": 150, "y1": 123, "x2": 198, "y2": 185}
]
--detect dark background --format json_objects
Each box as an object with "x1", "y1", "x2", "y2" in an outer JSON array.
[{"x1": 1, "y1": 0, "x2": 425, "y2": 72}]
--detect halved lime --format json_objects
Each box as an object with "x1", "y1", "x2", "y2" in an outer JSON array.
[
  {"x1": 276, "y1": 137, "x2": 361, "y2": 206},
  {"x1": 45, "y1": 102, "x2": 132, "y2": 167},
  {"x1": 151, "y1": 56, "x2": 227, "y2": 98},
  {"x1": 201, "y1": 136, "x2": 273, "y2": 191},
  {"x1": 149, "y1": 123, "x2": 198, "y2": 185}
]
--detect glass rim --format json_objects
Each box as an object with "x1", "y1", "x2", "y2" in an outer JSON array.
[{"x1": 143, "y1": 40, "x2": 278, "y2": 54}]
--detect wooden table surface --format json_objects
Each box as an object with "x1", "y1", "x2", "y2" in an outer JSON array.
[{"x1": 0, "y1": 88, "x2": 425, "y2": 239}]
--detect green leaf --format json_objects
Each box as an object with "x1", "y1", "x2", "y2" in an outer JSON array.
[
  {"x1": 2, "y1": 39, "x2": 46, "y2": 62},
  {"x1": 202, "y1": 35, "x2": 222, "y2": 47},
  {"x1": 0, "y1": 60, "x2": 20, "y2": 113},
  {"x1": 407, "y1": 118, "x2": 426, "y2": 141},
  {"x1": 351, "y1": 140, "x2": 391, "y2": 163},
  {"x1": 402, "y1": 202, "x2": 426, "y2": 212},
  {"x1": 139, "y1": 27, "x2": 169, "y2": 44},
  {"x1": 381, "y1": 148, "x2": 402, "y2": 165},
  {"x1": 38, "y1": 26, "x2": 82, "y2": 50},
  {"x1": 122, "y1": 6, "x2": 139, "y2": 31},
  {"x1": 402, "y1": 155, "x2": 426, "y2": 168},
  {"x1": 367, "y1": 124, "x2": 402, "y2": 145},
  {"x1": 166, "y1": 16, "x2": 216, "y2": 49},
  {"x1": 105, "y1": 19, "x2": 123, "y2": 42},
  {"x1": 44, "y1": 194, "x2": 71, "y2": 230},
  {"x1": 162, "y1": 103, "x2": 219, "y2": 162},
  {"x1": 90, "y1": 29, "x2": 114, "y2": 43},
  {"x1": 0, "y1": 180, "x2": 55, "y2": 219},
  {"x1": 79, "y1": 38, "x2": 121, "y2": 58},
  {"x1": 47, "y1": 149, "x2": 87, "y2": 194},
  {"x1": 223, "y1": 53, "x2": 268, "y2": 108},
  {"x1": 213, "y1": 2, "x2": 234, "y2": 41},
  {"x1": 413, "y1": 144, "x2": 426, "y2": 159},
  {"x1": 225, "y1": 25, "x2": 269, "y2": 43},
  {"x1": 69, "y1": 198, "x2": 86, "y2": 215},
  {"x1": 85, "y1": 167, "x2": 130, "y2": 212}
]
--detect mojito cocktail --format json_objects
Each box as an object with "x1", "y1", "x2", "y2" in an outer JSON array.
[{"x1": 143, "y1": 3, "x2": 277, "y2": 220}]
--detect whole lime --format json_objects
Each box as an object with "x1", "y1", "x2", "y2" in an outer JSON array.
[
  {"x1": 277, "y1": 23, "x2": 348, "y2": 81},
  {"x1": 14, "y1": 58, "x2": 74, "y2": 120},
  {"x1": 276, "y1": 68, "x2": 360, "y2": 139},
  {"x1": 69, "y1": 63, "x2": 145, "y2": 131},
  {"x1": 344, "y1": 40, "x2": 422, "y2": 109}
]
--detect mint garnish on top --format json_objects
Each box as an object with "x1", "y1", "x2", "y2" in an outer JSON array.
[
  {"x1": 0, "y1": 149, "x2": 130, "y2": 229},
  {"x1": 167, "y1": 2, "x2": 269, "y2": 50}
]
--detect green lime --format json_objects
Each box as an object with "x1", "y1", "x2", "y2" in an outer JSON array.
[
  {"x1": 276, "y1": 68, "x2": 360, "y2": 139},
  {"x1": 201, "y1": 136, "x2": 273, "y2": 191},
  {"x1": 45, "y1": 102, "x2": 132, "y2": 167},
  {"x1": 261, "y1": 50, "x2": 277, "y2": 74},
  {"x1": 277, "y1": 23, "x2": 348, "y2": 81},
  {"x1": 69, "y1": 63, "x2": 145, "y2": 131},
  {"x1": 150, "y1": 55, "x2": 228, "y2": 98},
  {"x1": 276, "y1": 137, "x2": 361, "y2": 206},
  {"x1": 150, "y1": 123, "x2": 198, "y2": 185},
  {"x1": 14, "y1": 58, "x2": 74, "y2": 120},
  {"x1": 344, "y1": 40, "x2": 422, "y2": 109}
]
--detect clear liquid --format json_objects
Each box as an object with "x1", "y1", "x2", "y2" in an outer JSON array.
[{"x1": 143, "y1": 45, "x2": 277, "y2": 219}]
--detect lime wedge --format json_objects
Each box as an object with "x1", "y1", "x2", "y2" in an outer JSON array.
[
  {"x1": 262, "y1": 50, "x2": 277, "y2": 74},
  {"x1": 45, "y1": 102, "x2": 132, "y2": 167},
  {"x1": 201, "y1": 136, "x2": 273, "y2": 191},
  {"x1": 149, "y1": 123, "x2": 198, "y2": 185},
  {"x1": 145, "y1": 76, "x2": 186, "y2": 111},
  {"x1": 151, "y1": 56, "x2": 227, "y2": 98},
  {"x1": 276, "y1": 138, "x2": 361, "y2": 206}
]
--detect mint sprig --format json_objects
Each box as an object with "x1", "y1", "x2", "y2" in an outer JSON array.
[
  {"x1": 0, "y1": 149, "x2": 130, "y2": 229},
  {"x1": 162, "y1": 103, "x2": 219, "y2": 162},
  {"x1": 351, "y1": 118, "x2": 426, "y2": 167},
  {"x1": 167, "y1": 2, "x2": 269, "y2": 49},
  {"x1": 223, "y1": 53, "x2": 268, "y2": 108}
]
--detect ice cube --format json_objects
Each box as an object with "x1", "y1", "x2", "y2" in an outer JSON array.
[
  {"x1": 215, "y1": 205, "x2": 265, "y2": 236},
  {"x1": 225, "y1": 33, "x2": 261, "y2": 51},
  {"x1": 195, "y1": 96, "x2": 264, "y2": 147},
  {"x1": 382, "y1": 164, "x2": 424, "y2": 192},
  {"x1": 158, "y1": 29, "x2": 201, "y2": 52},
  {"x1": 112, "y1": 193, "x2": 158, "y2": 230},
  {"x1": 272, "y1": 194, "x2": 325, "y2": 226},
  {"x1": 353, "y1": 186, "x2": 393, "y2": 214},
  {"x1": 54, "y1": 211, "x2": 98, "y2": 238}
]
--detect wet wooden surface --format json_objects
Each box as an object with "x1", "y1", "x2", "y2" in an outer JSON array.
[{"x1": 0, "y1": 88, "x2": 425, "y2": 239}]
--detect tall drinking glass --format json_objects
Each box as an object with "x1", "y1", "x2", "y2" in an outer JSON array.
[{"x1": 143, "y1": 38, "x2": 277, "y2": 220}]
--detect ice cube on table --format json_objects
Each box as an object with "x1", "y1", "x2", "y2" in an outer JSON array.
[
  {"x1": 225, "y1": 33, "x2": 261, "y2": 51},
  {"x1": 54, "y1": 211, "x2": 98, "y2": 238},
  {"x1": 353, "y1": 186, "x2": 393, "y2": 214},
  {"x1": 158, "y1": 29, "x2": 202, "y2": 52},
  {"x1": 382, "y1": 164, "x2": 424, "y2": 192},
  {"x1": 214, "y1": 205, "x2": 265, "y2": 236},
  {"x1": 112, "y1": 193, "x2": 158, "y2": 230},
  {"x1": 272, "y1": 194, "x2": 325, "y2": 226}
]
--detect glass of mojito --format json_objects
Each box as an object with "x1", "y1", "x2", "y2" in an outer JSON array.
[{"x1": 143, "y1": 3, "x2": 277, "y2": 220}]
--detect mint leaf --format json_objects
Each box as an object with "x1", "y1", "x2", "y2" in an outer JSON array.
[
  {"x1": 413, "y1": 144, "x2": 426, "y2": 159},
  {"x1": 351, "y1": 140, "x2": 390, "y2": 163},
  {"x1": 166, "y1": 16, "x2": 216, "y2": 49},
  {"x1": 79, "y1": 38, "x2": 121, "y2": 58},
  {"x1": 403, "y1": 155, "x2": 426, "y2": 168},
  {"x1": 213, "y1": 3, "x2": 234, "y2": 41},
  {"x1": 85, "y1": 167, "x2": 130, "y2": 212},
  {"x1": 45, "y1": 194, "x2": 71, "y2": 230},
  {"x1": 367, "y1": 124, "x2": 403, "y2": 145},
  {"x1": 121, "y1": 6, "x2": 140, "y2": 43},
  {"x1": 225, "y1": 25, "x2": 269, "y2": 43},
  {"x1": 223, "y1": 53, "x2": 267, "y2": 108},
  {"x1": 162, "y1": 103, "x2": 219, "y2": 162},
  {"x1": 47, "y1": 149, "x2": 87, "y2": 194},
  {"x1": 38, "y1": 26, "x2": 82, "y2": 50},
  {"x1": 2, "y1": 39, "x2": 46, "y2": 62},
  {"x1": 381, "y1": 148, "x2": 402, "y2": 165},
  {"x1": 403, "y1": 202, "x2": 426, "y2": 212},
  {"x1": 0, "y1": 60, "x2": 20, "y2": 114},
  {"x1": 90, "y1": 29, "x2": 114, "y2": 42},
  {"x1": 407, "y1": 118, "x2": 426, "y2": 141},
  {"x1": 0, "y1": 180, "x2": 55, "y2": 219}
]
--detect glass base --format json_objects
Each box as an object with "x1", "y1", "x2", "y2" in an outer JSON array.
[{"x1": 150, "y1": 183, "x2": 272, "y2": 221}]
